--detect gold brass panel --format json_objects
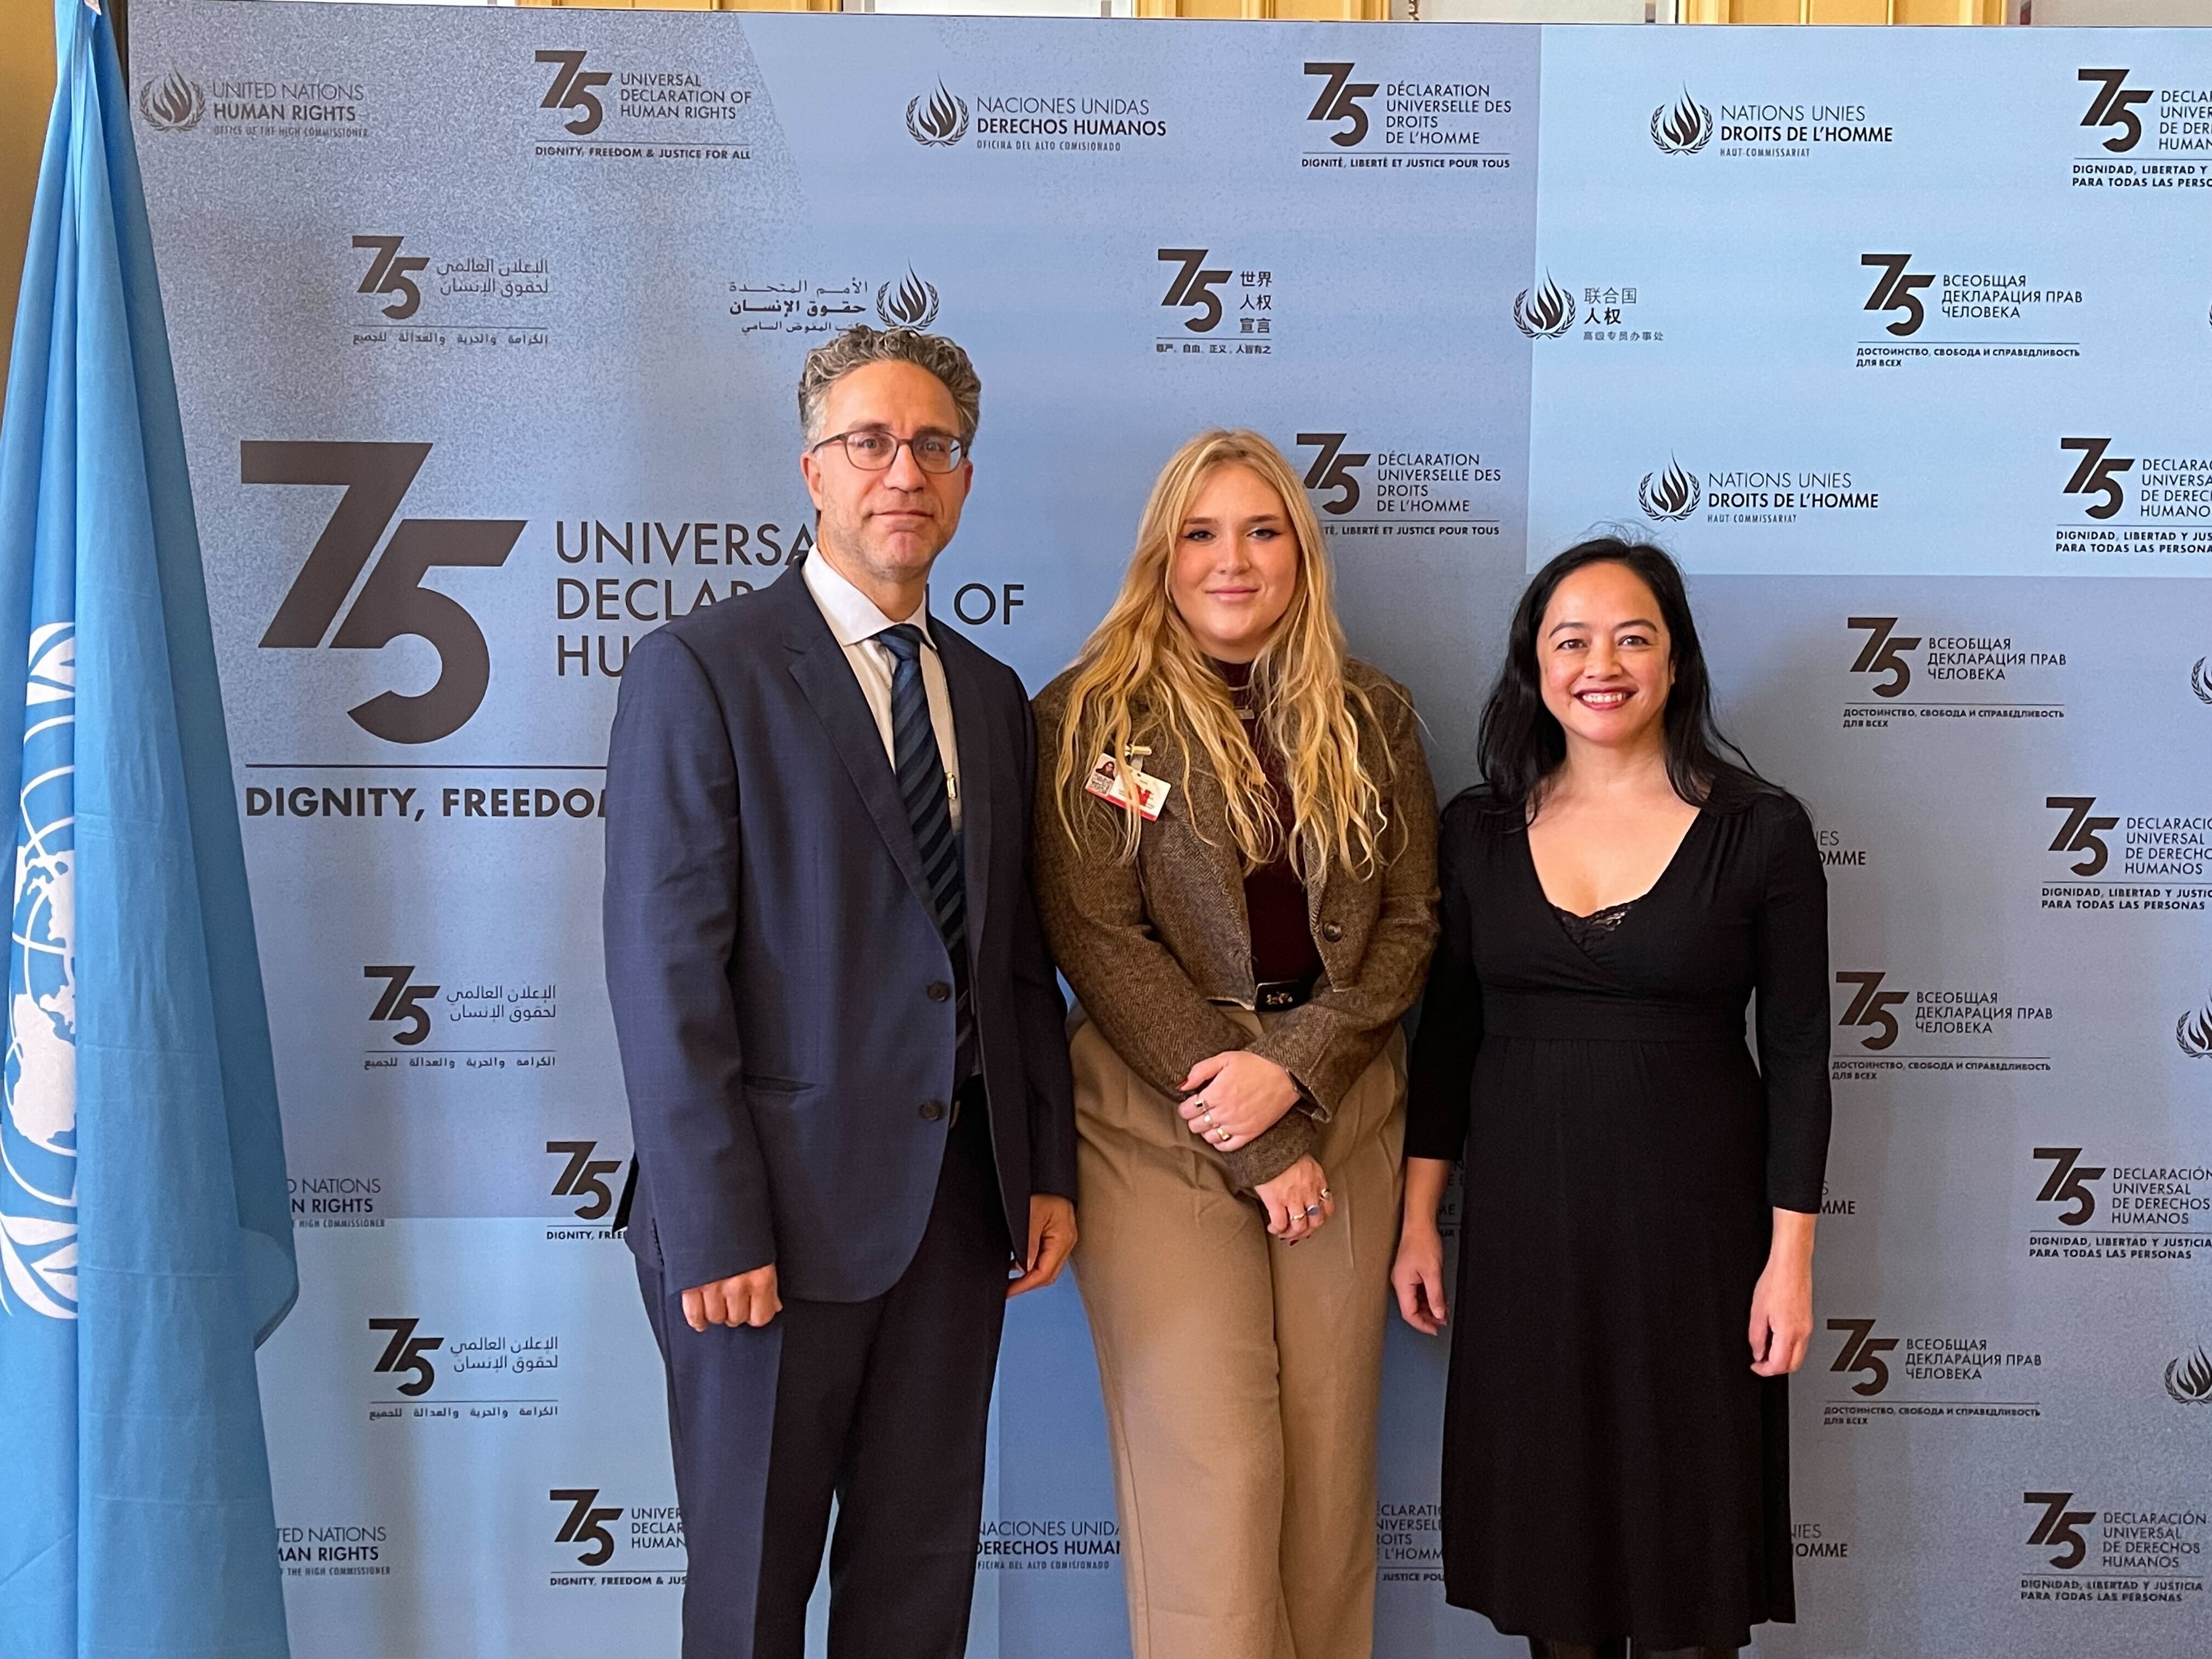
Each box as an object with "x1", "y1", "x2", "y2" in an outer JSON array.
[
  {"x1": 1137, "y1": 0, "x2": 1390, "y2": 18},
  {"x1": 1680, "y1": 0, "x2": 2003, "y2": 19}
]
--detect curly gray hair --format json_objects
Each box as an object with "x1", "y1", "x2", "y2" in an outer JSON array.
[{"x1": 797, "y1": 325, "x2": 982, "y2": 451}]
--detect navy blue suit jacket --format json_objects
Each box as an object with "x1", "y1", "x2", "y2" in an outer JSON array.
[{"x1": 602, "y1": 562, "x2": 1077, "y2": 1304}]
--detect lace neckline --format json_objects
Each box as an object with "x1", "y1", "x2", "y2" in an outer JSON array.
[
  {"x1": 1555, "y1": 899, "x2": 1637, "y2": 930},
  {"x1": 1551, "y1": 899, "x2": 1639, "y2": 953}
]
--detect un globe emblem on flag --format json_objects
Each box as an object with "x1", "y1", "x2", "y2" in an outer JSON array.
[{"x1": 1, "y1": 621, "x2": 77, "y2": 1320}]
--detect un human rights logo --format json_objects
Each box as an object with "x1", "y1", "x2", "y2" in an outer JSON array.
[
  {"x1": 1511, "y1": 275, "x2": 1575, "y2": 340},
  {"x1": 1651, "y1": 89, "x2": 1713, "y2": 155},
  {"x1": 2167, "y1": 1347, "x2": 2212, "y2": 1404},
  {"x1": 906, "y1": 82, "x2": 969, "y2": 147},
  {"x1": 2180, "y1": 992, "x2": 2212, "y2": 1060},
  {"x1": 876, "y1": 268, "x2": 941, "y2": 330},
  {"x1": 1, "y1": 622, "x2": 77, "y2": 1321},
  {"x1": 1640, "y1": 459, "x2": 1701, "y2": 522},
  {"x1": 138, "y1": 70, "x2": 205, "y2": 133}
]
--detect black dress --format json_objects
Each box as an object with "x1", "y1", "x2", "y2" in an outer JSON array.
[{"x1": 1406, "y1": 787, "x2": 1832, "y2": 1651}]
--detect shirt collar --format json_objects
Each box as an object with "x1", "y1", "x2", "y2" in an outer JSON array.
[{"x1": 802, "y1": 550, "x2": 935, "y2": 651}]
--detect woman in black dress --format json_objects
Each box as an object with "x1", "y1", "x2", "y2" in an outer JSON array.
[{"x1": 1392, "y1": 539, "x2": 1831, "y2": 1659}]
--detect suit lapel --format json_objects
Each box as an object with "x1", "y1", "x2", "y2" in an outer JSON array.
[
  {"x1": 936, "y1": 629, "x2": 995, "y2": 948},
  {"x1": 776, "y1": 570, "x2": 936, "y2": 917}
]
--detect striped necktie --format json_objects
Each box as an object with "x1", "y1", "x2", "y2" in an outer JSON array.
[{"x1": 876, "y1": 624, "x2": 974, "y2": 1078}]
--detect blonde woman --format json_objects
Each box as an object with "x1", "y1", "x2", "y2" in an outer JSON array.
[{"x1": 1033, "y1": 430, "x2": 1439, "y2": 1659}]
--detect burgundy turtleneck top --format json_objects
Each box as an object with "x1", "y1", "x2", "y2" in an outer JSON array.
[{"x1": 1212, "y1": 659, "x2": 1325, "y2": 990}]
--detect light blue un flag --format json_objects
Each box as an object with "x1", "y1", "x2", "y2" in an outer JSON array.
[{"x1": 0, "y1": 2, "x2": 296, "y2": 1654}]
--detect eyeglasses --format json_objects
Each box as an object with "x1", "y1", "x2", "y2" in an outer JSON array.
[{"x1": 810, "y1": 427, "x2": 967, "y2": 474}]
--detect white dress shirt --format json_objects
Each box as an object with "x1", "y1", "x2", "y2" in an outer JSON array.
[{"x1": 802, "y1": 550, "x2": 962, "y2": 831}]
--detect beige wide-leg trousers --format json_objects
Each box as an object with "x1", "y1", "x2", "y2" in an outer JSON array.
[{"x1": 1070, "y1": 1009, "x2": 1404, "y2": 1659}]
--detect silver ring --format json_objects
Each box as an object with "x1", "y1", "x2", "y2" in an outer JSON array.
[
  {"x1": 1318, "y1": 1187, "x2": 1332, "y2": 1200},
  {"x1": 1200, "y1": 1110, "x2": 1215, "y2": 1128},
  {"x1": 1304, "y1": 1204, "x2": 1322, "y2": 1217}
]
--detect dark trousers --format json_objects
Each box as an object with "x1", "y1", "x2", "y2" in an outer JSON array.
[{"x1": 638, "y1": 1088, "x2": 1011, "y2": 1659}]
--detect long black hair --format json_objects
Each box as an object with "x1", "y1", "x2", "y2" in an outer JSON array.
[{"x1": 1475, "y1": 537, "x2": 1775, "y2": 815}]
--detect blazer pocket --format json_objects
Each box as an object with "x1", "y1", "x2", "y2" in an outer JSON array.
[{"x1": 740, "y1": 1073, "x2": 812, "y2": 1095}]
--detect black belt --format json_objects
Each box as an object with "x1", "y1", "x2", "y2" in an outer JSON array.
[{"x1": 1253, "y1": 975, "x2": 1318, "y2": 1012}]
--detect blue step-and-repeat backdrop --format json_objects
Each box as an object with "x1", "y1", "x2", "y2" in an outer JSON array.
[{"x1": 127, "y1": 2, "x2": 2211, "y2": 1654}]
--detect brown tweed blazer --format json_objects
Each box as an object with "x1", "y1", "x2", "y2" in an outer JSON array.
[{"x1": 1031, "y1": 659, "x2": 1440, "y2": 1190}]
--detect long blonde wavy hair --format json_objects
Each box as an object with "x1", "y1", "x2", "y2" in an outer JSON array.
[{"x1": 1052, "y1": 428, "x2": 1392, "y2": 877}]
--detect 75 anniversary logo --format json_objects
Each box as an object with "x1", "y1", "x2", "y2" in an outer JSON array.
[{"x1": 245, "y1": 441, "x2": 522, "y2": 743}]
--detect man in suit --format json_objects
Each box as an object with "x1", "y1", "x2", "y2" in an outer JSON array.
[{"x1": 602, "y1": 325, "x2": 1078, "y2": 1659}]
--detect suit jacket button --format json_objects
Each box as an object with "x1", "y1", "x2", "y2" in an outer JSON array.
[
  {"x1": 926, "y1": 981, "x2": 952, "y2": 1002},
  {"x1": 920, "y1": 1099, "x2": 945, "y2": 1122},
  {"x1": 1321, "y1": 921, "x2": 1343, "y2": 942}
]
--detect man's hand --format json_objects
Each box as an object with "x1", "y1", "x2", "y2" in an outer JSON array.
[
  {"x1": 681, "y1": 1264, "x2": 781, "y2": 1332},
  {"x1": 1007, "y1": 1195, "x2": 1076, "y2": 1299}
]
